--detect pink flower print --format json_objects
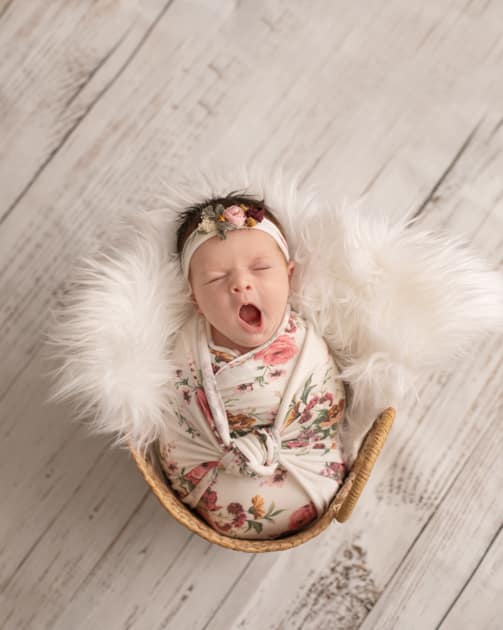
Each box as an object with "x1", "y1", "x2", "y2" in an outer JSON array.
[
  {"x1": 273, "y1": 467, "x2": 287, "y2": 484},
  {"x1": 284, "y1": 438, "x2": 309, "y2": 449},
  {"x1": 306, "y1": 395, "x2": 320, "y2": 410},
  {"x1": 200, "y1": 488, "x2": 221, "y2": 511},
  {"x1": 321, "y1": 392, "x2": 334, "y2": 405},
  {"x1": 270, "y1": 369, "x2": 285, "y2": 379},
  {"x1": 299, "y1": 410, "x2": 312, "y2": 424},
  {"x1": 227, "y1": 502, "x2": 247, "y2": 527},
  {"x1": 285, "y1": 315, "x2": 297, "y2": 334},
  {"x1": 196, "y1": 388, "x2": 214, "y2": 424},
  {"x1": 227, "y1": 502, "x2": 244, "y2": 515},
  {"x1": 288, "y1": 502, "x2": 317, "y2": 531},
  {"x1": 259, "y1": 465, "x2": 287, "y2": 487},
  {"x1": 321, "y1": 461, "x2": 346, "y2": 481},
  {"x1": 233, "y1": 512, "x2": 247, "y2": 528},
  {"x1": 299, "y1": 428, "x2": 317, "y2": 440},
  {"x1": 223, "y1": 205, "x2": 246, "y2": 227},
  {"x1": 184, "y1": 461, "x2": 218, "y2": 485},
  {"x1": 253, "y1": 334, "x2": 298, "y2": 366},
  {"x1": 313, "y1": 442, "x2": 325, "y2": 449},
  {"x1": 237, "y1": 382, "x2": 254, "y2": 392}
]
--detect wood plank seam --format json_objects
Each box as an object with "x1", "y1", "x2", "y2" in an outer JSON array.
[
  {"x1": 435, "y1": 524, "x2": 503, "y2": 629},
  {"x1": 0, "y1": 0, "x2": 13, "y2": 22},
  {"x1": 412, "y1": 115, "x2": 485, "y2": 219},
  {"x1": 62, "y1": 490, "x2": 151, "y2": 608},
  {"x1": 373, "y1": 387, "x2": 501, "y2": 601},
  {"x1": 0, "y1": 442, "x2": 110, "y2": 594},
  {"x1": 200, "y1": 556, "x2": 256, "y2": 630},
  {"x1": 0, "y1": 0, "x2": 176, "y2": 227}
]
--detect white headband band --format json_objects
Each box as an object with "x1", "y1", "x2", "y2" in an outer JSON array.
[{"x1": 180, "y1": 205, "x2": 290, "y2": 281}]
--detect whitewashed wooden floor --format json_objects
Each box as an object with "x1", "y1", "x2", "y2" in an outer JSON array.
[{"x1": 1, "y1": 1, "x2": 502, "y2": 629}]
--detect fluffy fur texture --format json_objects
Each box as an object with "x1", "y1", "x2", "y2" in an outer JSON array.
[{"x1": 48, "y1": 164, "x2": 503, "y2": 460}]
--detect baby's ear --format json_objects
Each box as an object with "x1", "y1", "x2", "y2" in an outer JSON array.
[
  {"x1": 287, "y1": 260, "x2": 295, "y2": 281},
  {"x1": 190, "y1": 291, "x2": 201, "y2": 313}
]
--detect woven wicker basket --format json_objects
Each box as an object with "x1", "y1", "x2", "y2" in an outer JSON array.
[{"x1": 129, "y1": 407, "x2": 395, "y2": 552}]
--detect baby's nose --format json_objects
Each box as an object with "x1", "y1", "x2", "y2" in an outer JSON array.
[{"x1": 231, "y1": 275, "x2": 252, "y2": 293}]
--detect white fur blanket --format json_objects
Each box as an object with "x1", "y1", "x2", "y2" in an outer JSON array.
[{"x1": 48, "y1": 165, "x2": 503, "y2": 459}]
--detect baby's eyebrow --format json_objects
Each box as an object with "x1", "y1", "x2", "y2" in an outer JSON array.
[
  {"x1": 201, "y1": 271, "x2": 226, "y2": 285},
  {"x1": 201, "y1": 255, "x2": 274, "y2": 277}
]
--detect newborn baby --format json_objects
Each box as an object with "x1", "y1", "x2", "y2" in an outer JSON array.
[{"x1": 159, "y1": 196, "x2": 347, "y2": 539}]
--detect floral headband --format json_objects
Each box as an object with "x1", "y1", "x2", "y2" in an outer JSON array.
[{"x1": 180, "y1": 203, "x2": 290, "y2": 280}]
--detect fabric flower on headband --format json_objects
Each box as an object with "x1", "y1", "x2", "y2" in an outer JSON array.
[{"x1": 197, "y1": 203, "x2": 266, "y2": 239}]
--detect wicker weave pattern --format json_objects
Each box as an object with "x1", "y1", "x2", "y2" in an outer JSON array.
[
  {"x1": 129, "y1": 407, "x2": 395, "y2": 552},
  {"x1": 334, "y1": 407, "x2": 395, "y2": 522}
]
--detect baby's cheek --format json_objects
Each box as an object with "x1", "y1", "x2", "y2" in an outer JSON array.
[{"x1": 270, "y1": 278, "x2": 290, "y2": 295}]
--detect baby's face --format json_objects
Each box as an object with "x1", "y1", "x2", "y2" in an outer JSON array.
[{"x1": 189, "y1": 229, "x2": 294, "y2": 354}]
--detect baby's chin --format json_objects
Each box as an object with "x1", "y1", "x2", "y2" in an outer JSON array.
[{"x1": 211, "y1": 324, "x2": 273, "y2": 354}]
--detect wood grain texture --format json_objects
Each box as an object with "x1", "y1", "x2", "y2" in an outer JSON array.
[
  {"x1": 0, "y1": 0, "x2": 170, "y2": 223},
  {"x1": 439, "y1": 527, "x2": 503, "y2": 630},
  {"x1": 1, "y1": 0, "x2": 502, "y2": 629}
]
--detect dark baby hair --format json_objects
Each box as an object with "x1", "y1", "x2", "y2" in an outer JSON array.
[{"x1": 176, "y1": 191, "x2": 286, "y2": 255}]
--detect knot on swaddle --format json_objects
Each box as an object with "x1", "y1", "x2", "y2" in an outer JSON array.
[{"x1": 229, "y1": 427, "x2": 281, "y2": 476}]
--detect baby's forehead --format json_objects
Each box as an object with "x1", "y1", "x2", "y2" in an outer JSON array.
[{"x1": 193, "y1": 229, "x2": 285, "y2": 264}]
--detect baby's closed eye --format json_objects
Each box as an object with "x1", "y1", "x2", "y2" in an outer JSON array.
[{"x1": 206, "y1": 274, "x2": 227, "y2": 284}]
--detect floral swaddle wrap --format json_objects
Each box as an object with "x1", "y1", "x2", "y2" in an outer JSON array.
[{"x1": 160, "y1": 306, "x2": 347, "y2": 539}]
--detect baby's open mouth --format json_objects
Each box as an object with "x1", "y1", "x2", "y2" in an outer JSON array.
[{"x1": 238, "y1": 303, "x2": 262, "y2": 328}]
